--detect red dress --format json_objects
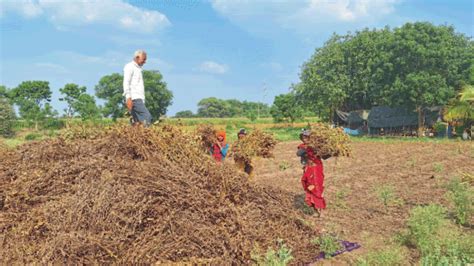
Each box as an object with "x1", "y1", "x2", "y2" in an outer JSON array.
[
  {"x1": 299, "y1": 144, "x2": 326, "y2": 210},
  {"x1": 212, "y1": 143, "x2": 223, "y2": 162}
]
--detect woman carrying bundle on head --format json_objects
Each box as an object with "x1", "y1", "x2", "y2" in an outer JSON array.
[
  {"x1": 211, "y1": 130, "x2": 229, "y2": 162},
  {"x1": 297, "y1": 129, "x2": 326, "y2": 217}
]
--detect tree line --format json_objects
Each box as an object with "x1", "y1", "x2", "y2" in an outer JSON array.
[
  {"x1": 291, "y1": 22, "x2": 473, "y2": 134},
  {"x1": 0, "y1": 70, "x2": 172, "y2": 135},
  {"x1": 175, "y1": 97, "x2": 272, "y2": 120},
  {"x1": 1, "y1": 22, "x2": 472, "y2": 137}
]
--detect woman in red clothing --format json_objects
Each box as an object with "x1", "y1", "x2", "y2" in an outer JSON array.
[
  {"x1": 211, "y1": 130, "x2": 229, "y2": 162},
  {"x1": 297, "y1": 130, "x2": 326, "y2": 217}
]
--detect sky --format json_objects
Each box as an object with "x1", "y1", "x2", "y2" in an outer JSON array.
[{"x1": 0, "y1": 0, "x2": 473, "y2": 116}]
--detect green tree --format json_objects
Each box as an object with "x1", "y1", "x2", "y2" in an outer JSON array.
[
  {"x1": 381, "y1": 22, "x2": 472, "y2": 135},
  {"x1": 225, "y1": 99, "x2": 244, "y2": 117},
  {"x1": 242, "y1": 101, "x2": 271, "y2": 118},
  {"x1": 73, "y1": 94, "x2": 101, "y2": 120},
  {"x1": 59, "y1": 83, "x2": 87, "y2": 117},
  {"x1": 143, "y1": 70, "x2": 173, "y2": 120},
  {"x1": 174, "y1": 110, "x2": 194, "y2": 118},
  {"x1": 0, "y1": 85, "x2": 8, "y2": 98},
  {"x1": 95, "y1": 73, "x2": 124, "y2": 120},
  {"x1": 197, "y1": 97, "x2": 231, "y2": 117},
  {"x1": 296, "y1": 22, "x2": 472, "y2": 131},
  {"x1": 0, "y1": 96, "x2": 16, "y2": 137},
  {"x1": 9, "y1": 81, "x2": 53, "y2": 130},
  {"x1": 270, "y1": 93, "x2": 304, "y2": 123},
  {"x1": 297, "y1": 35, "x2": 349, "y2": 121}
]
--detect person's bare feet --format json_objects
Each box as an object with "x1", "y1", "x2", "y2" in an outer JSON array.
[{"x1": 314, "y1": 209, "x2": 321, "y2": 218}]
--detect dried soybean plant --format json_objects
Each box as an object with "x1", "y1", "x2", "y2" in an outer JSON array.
[
  {"x1": 231, "y1": 129, "x2": 277, "y2": 163},
  {"x1": 195, "y1": 124, "x2": 217, "y2": 150},
  {"x1": 0, "y1": 124, "x2": 318, "y2": 265},
  {"x1": 306, "y1": 123, "x2": 351, "y2": 158}
]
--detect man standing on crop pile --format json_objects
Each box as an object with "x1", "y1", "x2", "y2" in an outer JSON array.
[{"x1": 123, "y1": 50, "x2": 152, "y2": 127}]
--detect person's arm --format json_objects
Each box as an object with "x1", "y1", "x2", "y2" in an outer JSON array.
[
  {"x1": 123, "y1": 64, "x2": 133, "y2": 100},
  {"x1": 301, "y1": 174, "x2": 310, "y2": 192},
  {"x1": 221, "y1": 144, "x2": 229, "y2": 158},
  {"x1": 296, "y1": 148, "x2": 306, "y2": 157}
]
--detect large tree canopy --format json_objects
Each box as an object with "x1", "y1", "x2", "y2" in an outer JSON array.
[
  {"x1": 9, "y1": 81, "x2": 55, "y2": 129},
  {"x1": 296, "y1": 22, "x2": 473, "y2": 133}
]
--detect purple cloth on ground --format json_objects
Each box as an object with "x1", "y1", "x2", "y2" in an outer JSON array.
[{"x1": 314, "y1": 240, "x2": 361, "y2": 261}]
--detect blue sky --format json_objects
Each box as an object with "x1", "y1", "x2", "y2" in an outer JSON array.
[{"x1": 0, "y1": 0, "x2": 473, "y2": 116}]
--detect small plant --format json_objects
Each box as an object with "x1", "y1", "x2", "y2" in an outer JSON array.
[
  {"x1": 312, "y1": 234, "x2": 342, "y2": 258},
  {"x1": 251, "y1": 239, "x2": 294, "y2": 266},
  {"x1": 279, "y1": 160, "x2": 291, "y2": 171},
  {"x1": 433, "y1": 162, "x2": 444, "y2": 173},
  {"x1": 333, "y1": 188, "x2": 350, "y2": 209},
  {"x1": 24, "y1": 132, "x2": 42, "y2": 141},
  {"x1": 356, "y1": 245, "x2": 406, "y2": 266},
  {"x1": 375, "y1": 185, "x2": 403, "y2": 208},
  {"x1": 446, "y1": 177, "x2": 473, "y2": 226}
]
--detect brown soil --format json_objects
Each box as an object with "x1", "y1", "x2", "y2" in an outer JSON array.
[{"x1": 253, "y1": 140, "x2": 474, "y2": 264}]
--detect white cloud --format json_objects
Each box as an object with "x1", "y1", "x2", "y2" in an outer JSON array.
[
  {"x1": 0, "y1": 0, "x2": 170, "y2": 33},
  {"x1": 197, "y1": 61, "x2": 228, "y2": 74},
  {"x1": 211, "y1": 0, "x2": 401, "y2": 34}
]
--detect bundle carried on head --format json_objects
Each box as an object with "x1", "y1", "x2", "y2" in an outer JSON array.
[
  {"x1": 196, "y1": 124, "x2": 218, "y2": 150},
  {"x1": 231, "y1": 129, "x2": 277, "y2": 163},
  {"x1": 305, "y1": 123, "x2": 351, "y2": 158}
]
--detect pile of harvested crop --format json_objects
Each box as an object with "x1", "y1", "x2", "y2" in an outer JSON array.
[
  {"x1": 306, "y1": 123, "x2": 351, "y2": 157},
  {"x1": 231, "y1": 129, "x2": 277, "y2": 164},
  {"x1": 195, "y1": 124, "x2": 217, "y2": 150},
  {"x1": 0, "y1": 125, "x2": 317, "y2": 264}
]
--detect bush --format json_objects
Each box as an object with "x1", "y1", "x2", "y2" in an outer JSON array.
[
  {"x1": 356, "y1": 245, "x2": 407, "y2": 266},
  {"x1": 403, "y1": 204, "x2": 473, "y2": 265},
  {"x1": 251, "y1": 240, "x2": 294, "y2": 266},
  {"x1": 24, "y1": 133, "x2": 42, "y2": 141},
  {"x1": 446, "y1": 177, "x2": 473, "y2": 226},
  {"x1": 0, "y1": 97, "x2": 16, "y2": 137},
  {"x1": 312, "y1": 234, "x2": 342, "y2": 258}
]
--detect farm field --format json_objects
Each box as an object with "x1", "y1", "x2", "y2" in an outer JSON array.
[
  {"x1": 252, "y1": 140, "x2": 474, "y2": 264},
  {"x1": 1, "y1": 122, "x2": 472, "y2": 264}
]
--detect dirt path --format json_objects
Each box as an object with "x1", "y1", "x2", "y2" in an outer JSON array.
[{"x1": 251, "y1": 141, "x2": 474, "y2": 264}]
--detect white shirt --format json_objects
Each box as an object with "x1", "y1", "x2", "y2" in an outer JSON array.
[{"x1": 123, "y1": 61, "x2": 145, "y2": 101}]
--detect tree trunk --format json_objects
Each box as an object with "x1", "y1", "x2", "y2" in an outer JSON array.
[
  {"x1": 35, "y1": 120, "x2": 38, "y2": 131},
  {"x1": 417, "y1": 106, "x2": 424, "y2": 137}
]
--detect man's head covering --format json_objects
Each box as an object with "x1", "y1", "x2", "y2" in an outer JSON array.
[
  {"x1": 238, "y1": 128, "x2": 247, "y2": 136},
  {"x1": 299, "y1": 129, "x2": 311, "y2": 140}
]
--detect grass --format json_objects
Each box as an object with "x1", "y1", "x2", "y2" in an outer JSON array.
[
  {"x1": 374, "y1": 185, "x2": 404, "y2": 208},
  {"x1": 356, "y1": 245, "x2": 407, "y2": 266},
  {"x1": 446, "y1": 177, "x2": 473, "y2": 226},
  {"x1": 4, "y1": 117, "x2": 467, "y2": 150},
  {"x1": 351, "y1": 135, "x2": 458, "y2": 144},
  {"x1": 399, "y1": 204, "x2": 473, "y2": 265},
  {"x1": 332, "y1": 188, "x2": 350, "y2": 209},
  {"x1": 251, "y1": 239, "x2": 294, "y2": 266},
  {"x1": 433, "y1": 162, "x2": 444, "y2": 173},
  {"x1": 312, "y1": 233, "x2": 343, "y2": 258}
]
